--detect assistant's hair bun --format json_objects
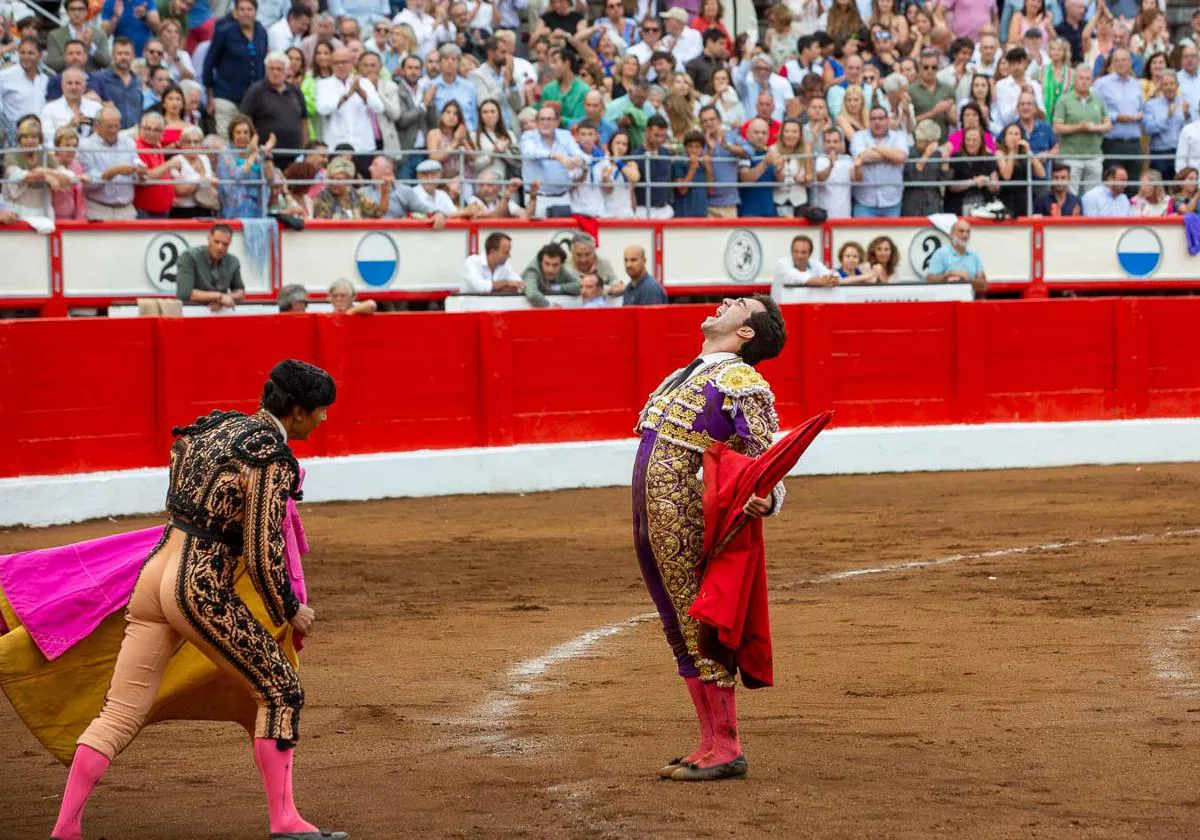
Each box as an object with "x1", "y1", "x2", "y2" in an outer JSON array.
[{"x1": 262, "y1": 359, "x2": 337, "y2": 415}]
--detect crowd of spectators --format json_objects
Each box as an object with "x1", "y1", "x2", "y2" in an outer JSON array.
[{"x1": 1, "y1": 0, "x2": 1199, "y2": 222}]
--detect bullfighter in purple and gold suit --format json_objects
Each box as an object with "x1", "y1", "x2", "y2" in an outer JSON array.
[{"x1": 632, "y1": 294, "x2": 788, "y2": 782}]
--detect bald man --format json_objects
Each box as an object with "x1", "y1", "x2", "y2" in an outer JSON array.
[
  {"x1": 617, "y1": 246, "x2": 668, "y2": 306},
  {"x1": 78, "y1": 105, "x2": 143, "y2": 219}
]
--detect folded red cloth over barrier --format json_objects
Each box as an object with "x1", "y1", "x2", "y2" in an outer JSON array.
[{"x1": 689, "y1": 411, "x2": 834, "y2": 689}]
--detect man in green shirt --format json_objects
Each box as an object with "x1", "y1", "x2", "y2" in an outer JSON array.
[
  {"x1": 538, "y1": 46, "x2": 590, "y2": 124},
  {"x1": 522, "y1": 242, "x2": 580, "y2": 308},
  {"x1": 174, "y1": 224, "x2": 246, "y2": 311},
  {"x1": 908, "y1": 48, "x2": 957, "y2": 142},
  {"x1": 604, "y1": 78, "x2": 652, "y2": 149},
  {"x1": 1052, "y1": 64, "x2": 1111, "y2": 196}
]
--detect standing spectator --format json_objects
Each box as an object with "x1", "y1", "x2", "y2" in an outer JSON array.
[
  {"x1": 737, "y1": 117, "x2": 779, "y2": 218},
  {"x1": 393, "y1": 55, "x2": 427, "y2": 178},
  {"x1": 1142, "y1": 71, "x2": 1187, "y2": 181},
  {"x1": 268, "y1": 4, "x2": 312, "y2": 54},
  {"x1": 46, "y1": 41, "x2": 105, "y2": 102},
  {"x1": 425, "y1": 101, "x2": 471, "y2": 201},
  {"x1": 301, "y1": 14, "x2": 344, "y2": 66},
  {"x1": 358, "y1": 50, "x2": 401, "y2": 159},
  {"x1": 329, "y1": 0, "x2": 389, "y2": 33},
  {"x1": 316, "y1": 46, "x2": 384, "y2": 172},
  {"x1": 735, "y1": 54, "x2": 791, "y2": 122},
  {"x1": 1080, "y1": 165, "x2": 1132, "y2": 216},
  {"x1": 671, "y1": 129, "x2": 711, "y2": 218},
  {"x1": 142, "y1": 64, "x2": 173, "y2": 110},
  {"x1": 1013, "y1": 90, "x2": 1058, "y2": 171},
  {"x1": 522, "y1": 242, "x2": 580, "y2": 308},
  {"x1": 606, "y1": 78, "x2": 655, "y2": 149},
  {"x1": 740, "y1": 91, "x2": 781, "y2": 145},
  {"x1": 577, "y1": 89, "x2": 618, "y2": 145},
  {"x1": 520, "y1": 105, "x2": 588, "y2": 217},
  {"x1": 926, "y1": 217, "x2": 988, "y2": 295},
  {"x1": 938, "y1": 37, "x2": 976, "y2": 103},
  {"x1": 133, "y1": 111, "x2": 182, "y2": 218},
  {"x1": 1041, "y1": 38, "x2": 1072, "y2": 117},
  {"x1": 849, "y1": 105, "x2": 909, "y2": 217},
  {"x1": 568, "y1": 120, "x2": 607, "y2": 216},
  {"x1": 1178, "y1": 120, "x2": 1200, "y2": 177},
  {"x1": 204, "y1": 0, "x2": 269, "y2": 141},
  {"x1": 47, "y1": 0, "x2": 111, "y2": 73},
  {"x1": 813, "y1": 127, "x2": 854, "y2": 220},
  {"x1": 424, "y1": 44, "x2": 477, "y2": 131},
  {"x1": 685, "y1": 28, "x2": 727, "y2": 96},
  {"x1": 635, "y1": 114, "x2": 674, "y2": 219},
  {"x1": 945, "y1": 125, "x2": 999, "y2": 215},
  {"x1": 49, "y1": 126, "x2": 88, "y2": 220},
  {"x1": 599, "y1": 130, "x2": 638, "y2": 218},
  {"x1": 470, "y1": 35, "x2": 523, "y2": 130},
  {"x1": 771, "y1": 235, "x2": 838, "y2": 298},
  {"x1": 909, "y1": 48, "x2": 956, "y2": 142},
  {"x1": 944, "y1": 0, "x2": 996, "y2": 40},
  {"x1": 78, "y1": 105, "x2": 143, "y2": 219},
  {"x1": 1130, "y1": 170, "x2": 1172, "y2": 217},
  {"x1": 172, "y1": 124, "x2": 220, "y2": 218},
  {"x1": 1052, "y1": 63, "x2": 1110, "y2": 197},
  {"x1": 902, "y1": 119, "x2": 947, "y2": 216},
  {"x1": 968, "y1": 32, "x2": 1002, "y2": 78},
  {"x1": 993, "y1": 48, "x2": 1044, "y2": 127},
  {"x1": 540, "y1": 47, "x2": 589, "y2": 124},
  {"x1": 1057, "y1": 0, "x2": 1087, "y2": 64},
  {"x1": 1032, "y1": 161, "x2": 1081, "y2": 215},
  {"x1": 996, "y1": 123, "x2": 1043, "y2": 217},
  {"x1": 1092, "y1": 48, "x2": 1143, "y2": 180},
  {"x1": 240, "y1": 51, "x2": 308, "y2": 164},
  {"x1": 0, "y1": 38, "x2": 47, "y2": 132},
  {"x1": 101, "y1": 0, "x2": 161, "y2": 58},
  {"x1": 41, "y1": 68, "x2": 102, "y2": 144},
  {"x1": 661, "y1": 9, "x2": 703, "y2": 65},
  {"x1": 217, "y1": 113, "x2": 274, "y2": 217},
  {"x1": 158, "y1": 21, "x2": 197, "y2": 83},
  {"x1": 3, "y1": 115, "x2": 55, "y2": 217},
  {"x1": 175, "y1": 224, "x2": 246, "y2": 311},
  {"x1": 394, "y1": 0, "x2": 437, "y2": 60},
  {"x1": 617, "y1": 245, "x2": 668, "y2": 306},
  {"x1": 1179, "y1": 46, "x2": 1200, "y2": 118},
  {"x1": 700, "y1": 66, "x2": 743, "y2": 132},
  {"x1": 698, "y1": 103, "x2": 744, "y2": 218},
  {"x1": 461, "y1": 231, "x2": 524, "y2": 294}
]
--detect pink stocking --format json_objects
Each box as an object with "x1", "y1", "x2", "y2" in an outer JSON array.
[
  {"x1": 681, "y1": 676, "x2": 715, "y2": 764},
  {"x1": 51, "y1": 745, "x2": 111, "y2": 840},
  {"x1": 253, "y1": 738, "x2": 319, "y2": 835},
  {"x1": 696, "y1": 682, "x2": 742, "y2": 768}
]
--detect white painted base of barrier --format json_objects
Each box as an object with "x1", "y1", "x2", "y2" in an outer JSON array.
[{"x1": 3, "y1": 417, "x2": 1200, "y2": 528}]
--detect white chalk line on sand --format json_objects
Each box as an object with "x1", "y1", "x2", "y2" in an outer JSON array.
[{"x1": 463, "y1": 527, "x2": 1200, "y2": 750}]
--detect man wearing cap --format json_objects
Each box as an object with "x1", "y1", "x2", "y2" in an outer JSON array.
[
  {"x1": 413, "y1": 159, "x2": 460, "y2": 216},
  {"x1": 359, "y1": 155, "x2": 450, "y2": 227},
  {"x1": 660, "y1": 8, "x2": 703, "y2": 66},
  {"x1": 519, "y1": 105, "x2": 589, "y2": 218},
  {"x1": 734, "y1": 54, "x2": 793, "y2": 123}
]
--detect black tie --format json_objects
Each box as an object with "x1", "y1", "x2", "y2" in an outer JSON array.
[{"x1": 666, "y1": 358, "x2": 704, "y2": 393}]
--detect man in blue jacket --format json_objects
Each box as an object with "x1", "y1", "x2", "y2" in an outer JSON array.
[{"x1": 204, "y1": 0, "x2": 269, "y2": 140}]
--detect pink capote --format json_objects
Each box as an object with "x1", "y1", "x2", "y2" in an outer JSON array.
[{"x1": 0, "y1": 469, "x2": 311, "y2": 661}]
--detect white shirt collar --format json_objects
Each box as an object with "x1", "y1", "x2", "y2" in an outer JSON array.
[
  {"x1": 699, "y1": 351, "x2": 738, "y2": 366},
  {"x1": 265, "y1": 411, "x2": 288, "y2": 441}
]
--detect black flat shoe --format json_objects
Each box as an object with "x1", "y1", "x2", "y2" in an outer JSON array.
[{"x1": 669, "y1": 754, "x2": 748, "y2": 782}]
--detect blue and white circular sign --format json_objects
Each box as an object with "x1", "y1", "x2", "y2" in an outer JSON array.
[
  {"x1": 1115, "y1": 227, "x2": 1163, "y2": 278},
  {"x1": 354, "y1": 231, "x2": 399, "y2": 287}
]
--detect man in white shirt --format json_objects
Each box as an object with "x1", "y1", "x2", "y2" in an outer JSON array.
[
  {"x1": 812, "y1": 127, "x2": 855, "y2": 220},
  {"x1": 968, "y1": 33, "x2": 1001, "y2": 78},
  {"x1": 1177, "y1": 120, "x2": 1200, "y2": 175},
  {"x1": 993, "y1": 47, "x2": 1045, "y2": 126},
  {"x1": 268, "y1": 5, "x2": 312, "y2": 54},
  {"x1": 771, "y1": 235, "x2": 838, "y2": 300},
  {"x1": 569, "y1": 121, "x2": 608, "y2": 217},
  {"x1": 41, "y1": 68, "x2": 101, "y2": 144},
  {"x1": 412, "y1": 159, "x2": 460, "y2": 216},
  {"x1": 461, "y1": 231, "x2": 525, "y2": 294},
  {"x1": 315, "y1": 46, "x2": 384, "y2": 168},
  {"x1": 660, "y1": 8, "x2": 702, "y2": 66},
  {"x1": 1080, "y1": 165, "x2": 1133, "y2": 217},
  {"x1": 0, "y1": 38, "x2": 49, "y2": 133}
]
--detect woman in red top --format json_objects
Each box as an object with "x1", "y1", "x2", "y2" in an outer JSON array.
[{"x1": 690, "y1": 0, "x2": 732, "y2": 55}]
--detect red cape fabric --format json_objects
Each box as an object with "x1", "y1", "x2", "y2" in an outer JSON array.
[
  {"x1": 572, "y1": 215, "x2": 600, "y2": 245},
  {"x1": 688, "y1": 412, "x2": 834, "y2": 689}
]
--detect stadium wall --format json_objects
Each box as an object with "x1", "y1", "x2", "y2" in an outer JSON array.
[{"x1": 4, "y1": 298, "x2": 1200, "y2": 525}]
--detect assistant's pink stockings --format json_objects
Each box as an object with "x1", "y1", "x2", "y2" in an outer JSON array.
[
  {"x1": 682, "y1": 676, "x2": 715, "y2": 764},
  {"x1": 51, "y1": 744, "x2": 110, "y2": 840},
  {"x1": 696, "y1": 682, "x2": 742, "y2": 768},
  {"x1": 253, "y1": 738, "x2": 320, "y2": 834}
]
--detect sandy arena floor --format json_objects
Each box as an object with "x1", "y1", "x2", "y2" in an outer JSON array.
[{"x1": 3, "y1": 465, "x2": 1200, "y2": 839}]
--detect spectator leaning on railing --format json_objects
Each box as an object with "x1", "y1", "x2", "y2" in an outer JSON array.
[
  {"x1": 78, "y1": 105, "x2": 143, "y2": 220},
  {"x1": 461, "y1": 230, "x2": 524, "y2": 295},
  {"x1": 175, "y1": 223, "x2": 246, "y2": 311},
  {"x1": 925, "y1": 218, "x2": 988, "y2": 296},
  {"x1": 771, "y1": 234, "x2": 839, "y2": 299}
]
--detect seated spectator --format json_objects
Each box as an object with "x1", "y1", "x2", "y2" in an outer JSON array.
[
  {"x1": 850, "y1": 106, "x2": 910, "y2": 217},
  {"x1": 172, "y1": 125, "x2": 220, "y2": 218},
  {"x1": 944, "y1": 103, "x2": 997, "y2": 157},
  {"x1": 278, "y1": 283, "x2": 309, "y2": 312},
  {"x1": 835, "y1": 241, "x2": 873, "y2": 282},
  {"x1": 1170, "y1": 166, "x2": 1199, "y2": 212},
  {"x1": 902, "y1": 119, "x2": 948, "y2": 216},
  {"x1": 945, "y1": 126, "x2": 999, "y2": 215},
  {"x1": 425, "y1": 100, "x2": 472, "y2": 202},
  {"x1": 462, "y1": 231, "x2": 524, "y2": 295},
  {"x1": 280, "y1": 160, "x2": 318, "y2": 216},
  {"x1": 47, "y1": 0, "x2": 111, "y2": 73},
  {"x1": 314, "y1": 156, "x2": 374, "y2": 218},
  {"x1": 49, "y1": 127, "x2": 87, "y2": 220},
  {"x1": 41, "y1": 67, "x2": 102, "y2": 145},
  {"x1": 1131, "y1": 170, "x2": 1173, "y2": 217},
  {"x1": 671, "y1": 129, "x2": 711, "y2": 218},
  {"x1": 738, "y1": 117, "x2": 780, "y2": 218},
  {"x1": 1081, "y1": 165, "x2": 1132, "y2": 217},
  {"x1": 522, "y1": 242, "x2": 581, "y2": 309},
  {"x1": 565, "y1": 232, "x2": 620, "y2": 292},
  {"x1": 218, "y1": 114, "x2": 274, "y2": 218},
  {"x1": 812, "y1": 127, "x2": 854, "y2": 220},
  {"x1": 464, "y1": 171, "x2": 527, "y2": 219},
  {"x1": 579, "y1": 272, "x2": 611, "y2": 308},
  {"x1": 772, "y1": 234, "x2": 839, "y2": 298},
  {"x1": 615, "y1": 245, "x2": 668, "y2": 306},
  {"x1": 78, "y1": 105, "x2": 143, "y2": 220},
  {"x1": 175, "y1": 224, "x2": 245, "y2": 311},
  {"x1": 329, "y1": 278, "x2": 378, "y2": 314},
  {"x1": 865, "y1": 236, "x2": 900, "y2": 283},
  {"x1": 412, "y1": 159, "x2": 459, "y2": 216},
  {"x1": 996, "y1": 123, "x2": 1044, "y2": 218},
  {"x1": 1033, "y1": 162, "x2": 1082, "y2": 216},
  {"x1": 3, "y1": 115, "x2": 56, "y2": 217},
  {"x1": 926, "y1": 218, "x2": 987, "y2": 295},
  {"x1": 134, "y1": 112, "x2": 183, "y2": 219}
]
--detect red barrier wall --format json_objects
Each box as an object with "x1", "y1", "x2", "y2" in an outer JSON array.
[{"x1": 5, "y1": 298, "x2": 1200, "y2": 479}]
